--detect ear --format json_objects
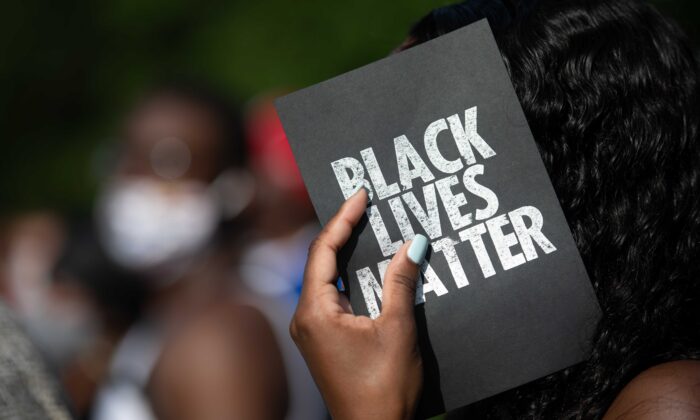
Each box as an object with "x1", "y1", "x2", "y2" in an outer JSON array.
[{"x1": 211, "y1": 169, "x2": 256, "y2": 219}]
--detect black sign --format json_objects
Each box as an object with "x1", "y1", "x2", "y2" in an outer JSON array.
[{"x1": 276, "y1": 19, "x2": 601, "y2": 417}]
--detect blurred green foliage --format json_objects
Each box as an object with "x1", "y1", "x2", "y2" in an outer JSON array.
[{"x1": 0, "y1": 0, "x2": 697, "y2": 216}]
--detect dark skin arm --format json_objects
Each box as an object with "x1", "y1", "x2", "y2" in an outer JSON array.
[
  {"x1": 151, "y1": 304, "x2": 288, "y2": 420},
  {"x1": 292, "y1": 189, "x2": 700, "y2": 419}
]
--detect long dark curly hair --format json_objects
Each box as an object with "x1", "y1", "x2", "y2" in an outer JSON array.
[{"x1": 404, "y1": 0, "x2": 700, "y2": 418}]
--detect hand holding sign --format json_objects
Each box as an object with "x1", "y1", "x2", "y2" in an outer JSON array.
[
  {"x1": 290, "y1": 188, "x2": 428, "y2": 420},
  {"x1": 277, "y1": 20, "x2": 600, "y2": 415}
]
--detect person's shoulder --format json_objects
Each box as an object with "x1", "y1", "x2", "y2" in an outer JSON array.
[
  {"x1": 149, "y1": 301, "x2": 288, "y2": 419},
  {"x1": 604, "y1": 360, "x2": 700, "y2": 419},
  {"x1": 162, "y1": 301, "x2": 279, "y2": 366}
]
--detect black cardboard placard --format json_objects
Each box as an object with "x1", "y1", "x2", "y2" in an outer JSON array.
[{"x1": 276, "y1": 19, "x2": 601, "y2": 417}]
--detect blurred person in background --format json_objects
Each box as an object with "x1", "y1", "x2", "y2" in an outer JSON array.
[
  {"x1": 0, "y1": 213, "x2": 84, "y2": 419},
  {"x1": 52, "y1": 222, "x2": 149, "y2": 418},
  {"x1": 0, "y1": 202, "x2": 154, "y2": 419},
  {"x1": 91, "y1": 81, "x2": 288, "y2": 420},
  {"x1": 236, "y1": 97, "x2": 327, "y2": 420},
  {"x1": 0, "y1": 213, "x2": 84, "y2": 367}
]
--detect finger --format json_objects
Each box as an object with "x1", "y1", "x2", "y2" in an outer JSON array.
[
  {"x1": 380, "y1": 234, "x2": 429, "y2": 320},
  {"x1": 301, "y1": 188, "x2": 368, "y2": 299}
]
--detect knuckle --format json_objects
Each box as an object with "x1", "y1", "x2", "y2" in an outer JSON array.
[
  {"x1": 307, "y1": 237, "x2": 321, "y2": 255},
  {"x1": 289, "y1": 312, "x2": 315, "y2": 343},
  {"x1": 289, "y1": 317, "x2": 301, "y2": 341},
  {"x1": 391, "y1": 271, "x2": 418, "y2": 294},
  {"x1": 307, "y1": 236, "x2": 329, "y2": 255}
]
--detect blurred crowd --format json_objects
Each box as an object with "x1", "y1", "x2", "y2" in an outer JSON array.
[{"x1": 0, "y1": 81, "x2": 326, "y2": 420}]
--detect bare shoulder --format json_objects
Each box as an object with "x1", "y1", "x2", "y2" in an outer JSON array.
[
  {"x1": 150, "y1": 302, "x2": 288, "y2": 420},
  {"x1": 604, "y1": 360, "x2": 700, "y2": 420},
  {"x1": 157, "y1": 302, "x2": 282, "y2": 374}
]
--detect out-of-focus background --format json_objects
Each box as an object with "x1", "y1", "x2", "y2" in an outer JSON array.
[
  {"x1": 0, "y1": 1, "x2": 698, "y2": 419},
  {"x1": 1, "y1": 0, "x2": 698, "y2": 214}
]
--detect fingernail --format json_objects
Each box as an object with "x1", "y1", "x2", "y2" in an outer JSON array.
[
  {"x1": 407, "y1": 234, "x2": 429, "y2": 265},
  {"x1": 351, "y1": 186, "x2": 371, "y2": 204}
]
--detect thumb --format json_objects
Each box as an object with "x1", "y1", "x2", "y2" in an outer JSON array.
[{"x1": 380, "y1": 234, "x2": 429, "y2": 320}]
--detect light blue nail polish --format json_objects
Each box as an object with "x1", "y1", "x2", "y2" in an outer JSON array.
[{"x1": 407, "y1": 234, "x2": 429, "y2": 265}]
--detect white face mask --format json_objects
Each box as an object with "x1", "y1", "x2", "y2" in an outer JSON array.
[{"x1": 97, "y1": 178, "x2": 221, "y2": 272}]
